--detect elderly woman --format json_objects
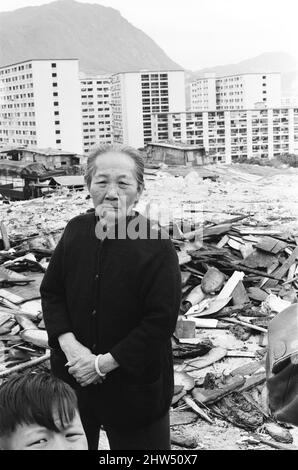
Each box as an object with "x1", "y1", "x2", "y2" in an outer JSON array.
[{"x1": 40, "y1": 144, "x2": 181, "y2": 450}]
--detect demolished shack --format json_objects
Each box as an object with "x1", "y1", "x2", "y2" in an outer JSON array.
[{"x1": 0, "y1": 160, "x2": 66, "y2": 200}]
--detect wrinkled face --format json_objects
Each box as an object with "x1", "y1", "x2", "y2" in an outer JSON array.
[
  {"x1": 89, "y1": 152, "x2": 143, "y2": 227},
  {"x1": 3, "y1": 410, "x2": 88, "y2": 450}
]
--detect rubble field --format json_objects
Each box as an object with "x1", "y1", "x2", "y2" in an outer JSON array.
[{"x1": 0, "y1": 162, "x2": 298, "y2": 450}]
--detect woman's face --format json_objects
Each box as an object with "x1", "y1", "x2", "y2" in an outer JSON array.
[{"x1": 89, "y1": 152, "x2": 143, "y2": 225}]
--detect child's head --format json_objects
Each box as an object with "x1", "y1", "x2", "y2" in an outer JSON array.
[{"x1": 0, "y1": 372, "x2": 88, "y2": 450}]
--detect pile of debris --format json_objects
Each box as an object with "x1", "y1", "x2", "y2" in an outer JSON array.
[{"x1": 169, "y1": 220, "x2": 298, "y2": 450}]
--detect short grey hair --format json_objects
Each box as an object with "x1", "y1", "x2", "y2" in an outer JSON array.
[{"x1": 85, "y1": 143, "x2": 145, "y2": 190}]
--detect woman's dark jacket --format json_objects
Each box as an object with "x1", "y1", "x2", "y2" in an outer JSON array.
[{"x1": 40, "y1": 212, "x2": 181, "y2": 429}]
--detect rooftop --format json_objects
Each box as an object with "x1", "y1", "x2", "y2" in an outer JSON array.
[{"x1": 111, "y1": 69, "x2": 184, "y2": 76}]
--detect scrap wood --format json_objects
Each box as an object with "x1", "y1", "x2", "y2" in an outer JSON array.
[
  {"x1": 170, "y1": 410, "x2": 197, "y2": 426},
  {"x1": 221, "y1": 317, "x2": 267, "y2": 333},
  {"x1": 172, "y1": 338, "x2": 212, "y2": 360},
  {"x1": 170, "y1": 433, "x2": 198, "y2": 449},
  {"x1": 0, "y1": 222, "x2": 10, "y2": 250},
  {"x1": 232, "y1": 280, "x2": 250, "y2": 305},
  {"x1": 250, "y1": 433, "x2": 298, "y2": 451},
  {"x1": 191, "y1": 374, "x2": 245, "y2": 405},
  {"x1": 0, "y1": 289, "x2": 24, "y2": 305},
  {"x1": 0, "y1": 265, "x2": 35, "y2": 284},
  {"x1": 216, "y1": 235, "x2": 229, "y2": 248},
  {"x1": 0, "y1": 351, "x2": 50, "y2": 378},
  {"x1": 263, "y1": 422, "x2": 293, "y2": 444},
  {"x1": 217, "y1": 271, "x2": 244, "y2": 300},
  {"x1": 185, "y1": 346, "x2": 227, "y2": 370},
  {"x1": 242, "y1": 392, "x2": 270, "y2": 419},
  {"x1": 183, "y1": 395, "x2": 213, "y2": 424}
]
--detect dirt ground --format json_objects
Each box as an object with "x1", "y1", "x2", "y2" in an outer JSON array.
[{"x1": 2, "y1": 161, "x2": 298, "y2": 450}]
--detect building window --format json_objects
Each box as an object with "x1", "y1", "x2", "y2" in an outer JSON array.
[
  {"x1": 56, "y1": 139, "x2": 61, "y2": 144},
  {"x1": 52, "y1": 73, "x2": 57, "y2": 78},
  {"x1": 53, "y1": 92, "x2": 58, "y2": 97},
  {"x1": 54, "y1": 111, "x2": 59, "y2": 116},
  {"x1": 51, "y1": 63, "x2": 57, "y2": 68},
  {"x1": 55, "y1": 120, "x2": 60, "y2": 125},
  {"x1": 52, "y1": 82, "x2": 58, "y2": 87},
  {"x1": 55, "y1": 130, "x2": 60, "y2": 134},
  {"x1": 54, "y1": 101, "x2": 59, "y2": 106}
]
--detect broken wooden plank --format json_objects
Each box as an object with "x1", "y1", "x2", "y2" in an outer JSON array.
[
  {"x1": 230, "y1": 361, "x2": 263, "y2": 377},
  {"x1": 186, "y1": 297, "x2": 232, "y2": 317},
  {"x1": 232, "y1": 280, "x2": 250, "y2": 306},
  {"x1": 237, "y1": 372, "x2": 266, "y2": 392},
  {"x1": 242, "y1": 392, "x2": 270, "y2": 419},
  {"x1": 217, "y1": 271, "x2": 245, "y2": 300},
  {"x1": 242, "y1": 250, "x2": 278, "y2": 269},
  {"x1": 0, "y1": 221, "x2": 10, "y2": 250},
  {"x1": 183, "y1": 223, "x2": 232, "y2": 241},
  {"x1": 250, "y1": 433, "x2": 298, "y2": 451},
  {"x1": 183, "y1": 395, "x2": 213, "y2": 424},
  {"x1": 178, "y1": 251, "x2": 192, "y2": 265},
  {"x1": 185, "y1": 346, "x2": 227, "y2": 369},
  {"x1": 0, "y1": 351, "x2": 50, "y2": 378},
  {"x1": 174, "y1": 319, "x2": 196, "y2": 339},
  {"x1": 247, "y1": 287, "x2": 269, "y2": 302},
  {"x1": 226, "y1": 351, "x2": 257, "y2": 358},
  {"x1": 256, "y1": 236, "x2": 287, "y2": 254},
  {"x1": 170, "y1": 410, "x2": 197, "y2": 426}
]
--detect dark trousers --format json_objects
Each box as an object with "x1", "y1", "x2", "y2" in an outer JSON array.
[{"x1": 78, "y1": 391, "x2": 171, "y2": 450}]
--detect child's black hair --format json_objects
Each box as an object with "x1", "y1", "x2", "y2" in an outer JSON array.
[{"x1": 0, "y1": 372, "x2": 78, "y2": 438}]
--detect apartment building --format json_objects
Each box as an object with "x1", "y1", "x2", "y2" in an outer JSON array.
[
  {"x1": 151, "y1": 107, "x2": 298, "y2": 163},
  {"x1": 0, "y1": 59, "x2": 83, "y2": 154},
  {"x1": 111, "y1": 70, "x2": 186, "y2": 148},
  {"x1": 190, "y1": 72, "x2": 281, "y2": 111},
  {"x1": 80, "y1": 74, "x2": 112, "y2": 154}
]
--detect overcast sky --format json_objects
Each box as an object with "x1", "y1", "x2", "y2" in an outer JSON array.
[{"x1": 0, "y1": 0, "x2": 297, "y2": 70}]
